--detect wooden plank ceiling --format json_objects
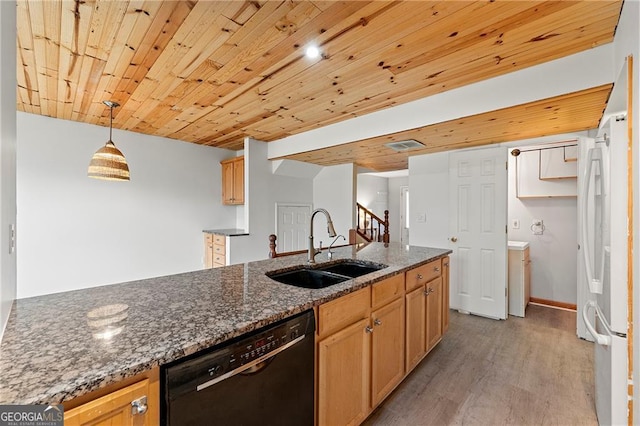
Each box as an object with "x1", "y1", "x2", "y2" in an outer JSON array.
[
  {"x1": 279, "y1": 84, "x2": 613, "y2": 171},
  {"x1": 17, "y1": 1, "x2": 622, "y2": 171}
]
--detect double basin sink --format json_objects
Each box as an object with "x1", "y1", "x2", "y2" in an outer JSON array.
[{"x1": 266, "y1": 259, "x2": 388, "y2": 289}]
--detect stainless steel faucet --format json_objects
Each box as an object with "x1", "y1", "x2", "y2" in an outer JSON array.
[
  {"x1": 327, "y1": 235, "x2": 346, "y2": 260},
  {"x1": 309, "y1": 208, "x2": 337, "y2": 263}
]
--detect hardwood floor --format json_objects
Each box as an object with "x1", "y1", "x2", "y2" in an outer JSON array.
[{"x1": 364, "y1": 305, "x2": 597, "y2": 425}]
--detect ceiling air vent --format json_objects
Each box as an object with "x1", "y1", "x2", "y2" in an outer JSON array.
[{"x1": 384, "y1": 139, "x2": 425, "y2": 152}]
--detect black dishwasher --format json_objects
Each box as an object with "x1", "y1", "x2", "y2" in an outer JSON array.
[{"x1": 162, "y1": 310, "x2": 315, "y2": 426}]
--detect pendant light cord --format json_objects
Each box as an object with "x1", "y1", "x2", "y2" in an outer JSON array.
[{"x1": 109, "y1": 105, "x2": 113, "y2": 142}]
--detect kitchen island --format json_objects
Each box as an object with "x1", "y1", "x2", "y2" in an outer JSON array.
[{"x1": 0, "y1": 242, "x2": 450, "y2": 408}]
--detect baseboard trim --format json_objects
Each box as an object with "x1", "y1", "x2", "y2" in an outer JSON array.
[{"x1": 529, "y1": 297, "x2": 577, "y2": 312}]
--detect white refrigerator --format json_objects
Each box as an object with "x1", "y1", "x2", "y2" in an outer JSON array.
[{"x1": 580, "y1": 115, "x2": 628, "y2": 426}]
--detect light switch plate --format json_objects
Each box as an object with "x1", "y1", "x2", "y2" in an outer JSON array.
[
  {"x1": 512, "y1": 219, "x2": 520, "y2": 229},
  {"x1": 417, "y1": 213, "x2": 426, "y2": 223}
]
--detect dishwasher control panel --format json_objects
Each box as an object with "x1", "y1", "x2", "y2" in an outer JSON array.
[{"x1": 202, "y1": 312, "x2": 310, "y2": 382}]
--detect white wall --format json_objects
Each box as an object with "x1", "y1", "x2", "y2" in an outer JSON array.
[
  {"x1": 388, "y1": 176, "x2": 408, "y2": 243},
  {"x1": 0, "y1": 0, "x2": 17, "y2": 338},
  {"x1": 228, "y1": 138, "x2": 314, "y2": 263},
  {"x1": 612, "y1": 0, "x2": 639, "y2": 416},
  {"x1": 313, "y1": 164, "x2": 355, "y2": 241},
  {"x1": 356, "y1": 174, "x2": 388, "y2": 218},
  {"x1": 507, "y1": 151, "x2": 578, "y2": 304},
  {"x1": 17, "y1": 113, "x2": 237, "y2": 298}
]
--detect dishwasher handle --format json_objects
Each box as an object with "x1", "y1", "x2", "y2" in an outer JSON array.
[{"x1": 196, "y1": 334, "x2": 307, "y2": 391}]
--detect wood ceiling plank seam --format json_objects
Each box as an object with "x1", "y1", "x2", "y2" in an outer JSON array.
[
  {"x1": 156, "y1": 1, "x2": 324, "y2": 127},
  {"x1": 78, "y1": 0, "x2": 130, "y2": 124},
  {"x1": 171, "y1": 4, "x2": 246, "y2": 80},
  {"x1": 387, "y1": 0, "x2": 584, "y2": 76},
  {"x1": 335, "y1": 26, "x2": 616, "y2": 125},
  {"x1": 330, "y1": 6, "x2": 619, "y2": 99},
  {"x1": 16, "y1": 0, "x2": 39, "y2": 114},
  {"x1": 326, "y1": 0, "x2": 523, "y2": 79},
  {"x1": 27, "y1": 0, "x2": 49, "y2": 116},
  {"x1": 145, "y1": 1, "x2": 304, "y2": 134},
  {"x1": 226, "y1": 0, "x2": 264, "y2": 25},
  {"x1": 57, "y1": 0, "x2": 81, "y2": 120},
  {"x1": 118, "y1": 1, "x2": 223, "y2": 126},
  {"x1": 83, "y1": 0, "x2": 133, "y2": 121},
  {"x1": 226, "y1": 1, "x2": 377, "y2": 93},
  {"x1": 112, "y1": 1, "x2": 195, "y2": 119},
  {"x1": 121, "y1": 2, "x2": 243, "y2": 129},
  {"x1": 42, "y1": 0, "x2": 62, "y2": 118},
  {"x1": 162, "y1": 0, "x2": 396, "y2": 139},
  {"x1": 66, "y1": 0, "x2": 97, "y2": 121},
  {"x1": 127, "y1": 6, "x2": 245, "y2": 133},
  {"x1": 71, "y1": 0, "x2": 118, "y2": 122},
  {"x1": 85, "y1": 0, "x2": 159, "y2": 123},
  {"x1": 249, "y1": 2, "x2": 401, "y2": 97},
  {"x1": 189, "y1": 2, "x2": 564, "y2": 141},
  {"x1": 190, "y1": 1, "x2": 398, "y2": 122}
]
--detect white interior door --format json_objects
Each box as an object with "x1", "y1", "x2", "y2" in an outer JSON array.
[
  {"x1": 400, "y1": 186, "x2": 409, "y2": 245},
  {"x1": 276, "y1": 204, "x2": 311, "y2": 253},
  {"x1": 449, "y1": 148, "x2": 508, "y2": 320}
]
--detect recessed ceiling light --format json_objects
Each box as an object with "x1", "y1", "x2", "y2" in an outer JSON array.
[{"x1": 305, "y1": 45, "x2": 320, "y2": 59}]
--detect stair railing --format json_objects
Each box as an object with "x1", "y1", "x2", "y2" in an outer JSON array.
[{"x1": 356, "y1": 203, "x2": 389, "y2": 243}]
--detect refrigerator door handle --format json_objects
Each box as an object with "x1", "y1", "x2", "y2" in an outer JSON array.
[
  {"x1": 582, "y1": 300, "x2": 611, "y2": 346},
  {"x1": 580, "y1": 147, "x2": 604, "y2": 294}
]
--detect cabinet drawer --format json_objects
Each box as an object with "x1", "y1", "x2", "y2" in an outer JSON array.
[
  {"x1": 317, "y1": 287, "x2": 370, "y2": 339},
  {"x1": 371, "y1": 274, "x2": 403, "y2": 310},
  {"x1": 213, "y1": 254, "x2": 225, "y2": 266},
  {"x1": 405, "y1": 259, "x2": 441, "y2": 291},
  {"x1": 205, "y1": 234, "x2": 213, "y2": 245},
  {"x1": 213, "y1": 234, "x2": 225, "y2": 246},
  {"x1": 213, "y1": 244, "x2": 225, "y2": 255}
]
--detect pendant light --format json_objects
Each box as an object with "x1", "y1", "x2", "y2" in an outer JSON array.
[{"x1": 88, "y1": 101, "x2": 130, "y2": 181}]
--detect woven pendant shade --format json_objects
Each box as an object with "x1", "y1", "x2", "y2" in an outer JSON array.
[
  {"x1": 88, "y1": 100, "x2": 130, "y2": 181},
  {"x1": 88, "y1": 141, "x2": 130, "y2": 181}
]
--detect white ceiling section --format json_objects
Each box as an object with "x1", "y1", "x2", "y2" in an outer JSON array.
[{"x1": 267, "y1": 43, "x2": 615, "y2": 160}]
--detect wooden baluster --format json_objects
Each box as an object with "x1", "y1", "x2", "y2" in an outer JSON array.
[
  {"x1": 383, "y1": 210, "x2": 390, "y2": 243},
  {"x1": 268, "y1": 234, "x2": 277, "y2": 258}
]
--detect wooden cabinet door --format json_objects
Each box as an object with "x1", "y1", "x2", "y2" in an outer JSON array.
[
  {"x1": 232, "y1": 158, "x2": 244, "y2": 204},
  {"x1": 405, "y1": 285, "x2": 426, "y2": 373},
  {"x1": 65, "y1": 379, "x2": 151, "y2": 426},
  {"x1": 426, "y1": 276, "x2": 443, "y2": 352},
  {"x1": 371, "y1": 297, "x2": 405, "y2": 407},
  {"x1": 318, "y1": 318, "x2": 371, "y2": 426},
  {"x1": 204, "y1": 234, "x2": 214, "y2": 269},
  {"x1": 442, "y1": 257, "x2": 450, "y2": 333},
  {"x1": 221, "y1": 160, "x2": 235, "y2": 204}
]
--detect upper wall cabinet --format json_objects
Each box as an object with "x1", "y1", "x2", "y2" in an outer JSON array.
[
  {"x1": 515, "y1": 143, "x2": 577, "y2": 198},
  {"x1": 221, "y1": 156, "x2": 244, "y2": 205}
]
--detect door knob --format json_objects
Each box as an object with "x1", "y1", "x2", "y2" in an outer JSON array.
[{"x1": 450, "y1": 237, "x2": 458, "y2": 242}]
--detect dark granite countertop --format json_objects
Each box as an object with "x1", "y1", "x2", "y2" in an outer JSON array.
[
  {"x1": 0, "y1": 242, "x2": 450, "y2": 405},
  {"x1": 202, "y1": 228, "x2": 249, "y2": 236}
]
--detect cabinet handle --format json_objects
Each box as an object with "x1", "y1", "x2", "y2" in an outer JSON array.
[
  {"x1": 444, "y1": 262, "x2": 449, "y2": 267},
  {"x1": 374, "y1": 319, "x2": 382, "y2": 326},
  {"x1": 434, "y1": 266, "x2": 440, "y2": 272},
  {"x1": 424, "y1": 287, "x2": 434, "y2": 296},
  {"x1": 365, "y1": 325, "x2": 374, "y2": 333},
  {"x1": 417, "y1": 273, "x2": 423, "y2": 280},
  {"x1": 131, "y1": 396, "x2": 148, "y2": 415}
]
